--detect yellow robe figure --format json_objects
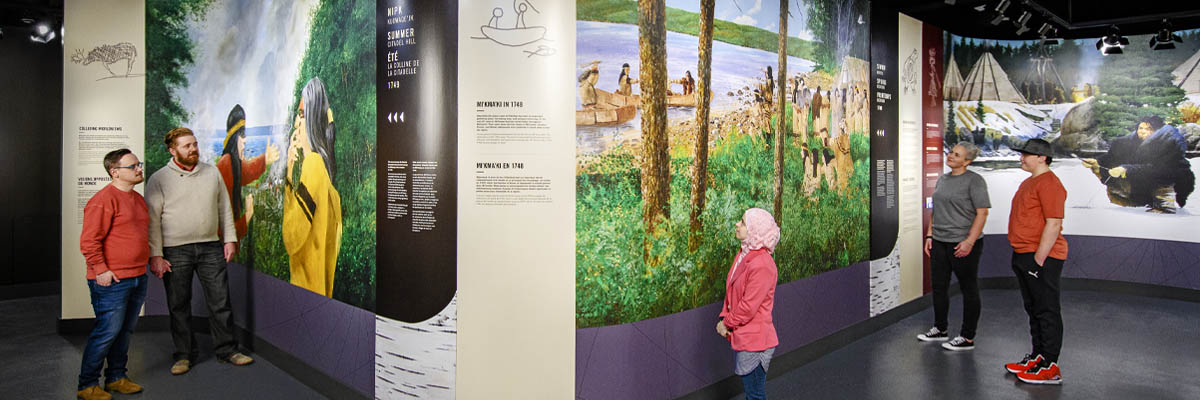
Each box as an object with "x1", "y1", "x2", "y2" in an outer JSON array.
[{"x1": 283, "y1": 152, "x2": 342, "y2": 297}]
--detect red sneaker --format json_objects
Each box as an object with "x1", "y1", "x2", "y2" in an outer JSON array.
[
  {"x1": 1005, "y1": 353, "x2": 1043, "y2": 374},
  {"x1": 1017, "y1": 362, "x2": 1062, "y2": 385}
]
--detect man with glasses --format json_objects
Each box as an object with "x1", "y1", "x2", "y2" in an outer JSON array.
[
  {"x1": 77, "y1": 149, "x2": 149, "y2": 400},
  {"x1": 146, "y1": 128, "x2": 253, "y2": 376}
]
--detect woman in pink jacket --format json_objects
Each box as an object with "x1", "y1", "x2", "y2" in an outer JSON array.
[{"x1": 716, "y1": 208, "x2": 780, "y2": 400}]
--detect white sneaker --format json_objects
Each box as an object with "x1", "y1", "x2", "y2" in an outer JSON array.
[
  {"x1": 942, "y1": 336, "x2": 975, "y2": 351},
  {"x1": 917, "y1": 327, "x2": 949, "y2": 342}
]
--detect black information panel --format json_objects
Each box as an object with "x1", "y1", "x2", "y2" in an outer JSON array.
[
  {"x1": 869, "y1": 4, "x2": 899, "y2": 260},
  {"x1": 376, "y1": 0, "x2": 458, "y2": 322}
]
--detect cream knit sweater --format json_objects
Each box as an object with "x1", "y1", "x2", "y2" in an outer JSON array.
[{"x1": 146, "y1": 160, "x2": 237, "y2": 257}]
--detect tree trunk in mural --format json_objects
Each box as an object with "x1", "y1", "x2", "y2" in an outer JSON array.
[
  {"x1": 689, "y1": 0, "x2": 715, "y2": 252},
  {"x1": 773, "y1": 0, "x2": 788, "y2": 222},
  {"x1": 639, "y1": 0, "x2": 670, "y2": 266}
]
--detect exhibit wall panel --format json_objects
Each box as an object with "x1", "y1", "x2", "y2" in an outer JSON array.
[
  {"x1": 896, "y1": 13, "x2": 925, "y2": 305},
  {"x1": 61, "y1": 0, "x2": 146, "y2": 319},
  {"x1": 574, "y1": 0, "x2": 873, "y2": 397},
  {"x1": 456, "y1": 1, "x2": 576, "y2": 399}
]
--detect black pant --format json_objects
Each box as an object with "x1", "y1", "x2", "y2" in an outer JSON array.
[
  {"x1": 1011, "y1": 252, "x2": 1064, "y2": 363},
  {"x1": 930, "y1": 238, "x2": 983, "y2": 339},
  {"x1": 163, "y1": 241, "x2": 239, "y2": 361}
]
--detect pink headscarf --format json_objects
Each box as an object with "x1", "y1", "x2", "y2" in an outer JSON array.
[{"x1": 740, "y1": 208, "x2": 780, "y2": 254}]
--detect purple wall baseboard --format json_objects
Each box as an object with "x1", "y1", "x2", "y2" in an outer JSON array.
[
  {"x1": 978, "y1": 235, "x2": 1200, "y2": 290},
  {"x1": 144, "y1": 262, "x2": 374, "y2": 396},
  {"x1": 575, "y1": 262, "x2": 869, "y2": 400}
]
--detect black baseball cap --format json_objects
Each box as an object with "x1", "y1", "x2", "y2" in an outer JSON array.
[{"x1": 1013, "y1": 138, "x2": 1052, "y2": 157}]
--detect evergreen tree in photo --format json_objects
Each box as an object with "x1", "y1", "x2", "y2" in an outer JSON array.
[{"x1": 1093, "y1": 35, "x2": 1188, "y2": 140}]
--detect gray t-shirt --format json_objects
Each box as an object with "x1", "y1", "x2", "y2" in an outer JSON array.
[{"x1": 931, "y1": 170, "x2": 991, "y2": 243}]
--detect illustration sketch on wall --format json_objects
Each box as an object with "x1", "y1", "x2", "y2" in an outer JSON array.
[
  {"x1": 903, "y1": 48, "x2": 919, "y2": 94},
  {"x1": 70, "y1": 42, "x2": 141, "y2": 80},
  {"x1": 472, "y1": 0, "x2": 555, "y2": 57}
]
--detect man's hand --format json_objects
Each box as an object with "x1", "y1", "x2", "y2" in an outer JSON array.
[
  {"x1": 224, "y1": 242, "x2": 238, "y2": 263},
  {"x1": 1109, "y1": 166, "x2": 1127, "y2": 179},
  {"x1": 923, "y1": 237, "x2": 932, "y2": 257},
  {"x1": 716, "y1": 320, "x2": 729, "y2": 338},
  {"x1": 96, "y1": 270, "x2": 119, "y2": 287},
  {"x1": 1034, "y1": 253, "x2": 1047, "y2": 267},
  {"x1": 150, "y1": 256, "x2": 172, "y2": 278},
  {"x1": 954, "y1": 240, "x2": 974, "y2": 258}
]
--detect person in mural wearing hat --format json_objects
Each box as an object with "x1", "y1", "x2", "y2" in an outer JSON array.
[
  {"x1": 917, "y1": 142, "x2": 990, "y2": 351},
  {"x1": 284, "y1": 77, "x2": 342, "y2": 297},
  {"x1": 217, "y1": 104, "x2": 280, "y2": 242},
  {"x1": 1004, "y1": 138, "x2": 1068, "y2": 385},
  {"x1": 1081, "y1": 115, "x2": 1194, "y2": 213},
  {"x1": 716, "y1": 208, "x2": 780, "y2": 400}
]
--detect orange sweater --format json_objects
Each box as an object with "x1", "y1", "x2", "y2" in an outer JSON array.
[{"x1": 80, "y1": 184, "x2": 149, "y2": 280}]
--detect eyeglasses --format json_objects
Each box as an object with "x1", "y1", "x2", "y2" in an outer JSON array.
[{"x1": 114, "y1": 162, "x2": 144, "y2": 171}]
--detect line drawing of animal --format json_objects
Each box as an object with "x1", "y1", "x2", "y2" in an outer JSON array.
[{"x1": 71, "y1": 42, "x2": 138, "y2": 78}]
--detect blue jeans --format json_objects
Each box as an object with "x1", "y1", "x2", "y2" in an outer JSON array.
[
  {"x1": 78, "y1": 274, "x2": 148, "y2": 390},
  {"x1": 740, "y1": 364, "x2": 767, "y2": 400}
]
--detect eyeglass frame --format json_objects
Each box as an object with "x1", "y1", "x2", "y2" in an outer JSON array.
[{"x1": 113, "y1": 162, "x2": 145, "y2": 171}]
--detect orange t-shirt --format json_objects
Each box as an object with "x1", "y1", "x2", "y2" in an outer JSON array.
[{"x1": 1008, "y1": 171, "x2": 1068, "y2": 259}]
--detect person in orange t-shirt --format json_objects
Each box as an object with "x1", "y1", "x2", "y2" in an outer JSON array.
[{"x1": 1003, "y1": 139, "x2": 1068, "y2": 385}]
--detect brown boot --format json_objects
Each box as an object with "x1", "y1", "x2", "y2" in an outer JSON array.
[
  {"x1": 76, "y1": 386, "x2": 112, "y2": 400},
  {"x1": 170, "y1": 359, "x2": 191, "y2": 375},
  {"x1": 105, "y1": 378, "x2": 143, "y2": 394},
  {"x1": 224, "y1": 352, "x2": 254, "y2": 366}
]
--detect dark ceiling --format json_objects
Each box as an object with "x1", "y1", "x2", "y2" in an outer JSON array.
[
  {"x1": 0, "y1": 0, "x2": 63, "y2": 33},
  {"x1": 893, "y1": 0, "x2": 1200, "y2": 40}
]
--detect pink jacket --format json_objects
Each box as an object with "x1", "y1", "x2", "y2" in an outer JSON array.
[{"x1": 719, "y1": 249, "x2": 779, "y2": 352}]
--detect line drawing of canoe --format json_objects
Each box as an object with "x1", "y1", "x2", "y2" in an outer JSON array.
[
  {"x1": 480, "y1": 25, "x2": 547, "y2": 47},
  {"x1": 576, "y1": 105, "x2": 637, "y2": 126}
]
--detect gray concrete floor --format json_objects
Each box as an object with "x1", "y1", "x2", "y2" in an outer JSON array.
[
  {"x1": 734, "y1": 289, "x2": 1200, "y2": 400},
  {"x1": 0, "y1": 295, "x2": 327, "y2": 400}
]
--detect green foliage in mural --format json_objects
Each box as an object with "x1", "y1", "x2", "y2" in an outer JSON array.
[
  {"x1": 576, "y1": 103, "x2": 870, "y2": 328},
  {"x1": 1094, "y1": 40, "x2": 1189, "y2": 140},
  {"x1": 805, "y1": 0, "x2": 871, "y2": 73},
  {"x1": 577, "y1": 0, "x2": 815, "y2": 60},
  {"x1": 144, "y1": 0, "x2": 213, "y2": 177}
]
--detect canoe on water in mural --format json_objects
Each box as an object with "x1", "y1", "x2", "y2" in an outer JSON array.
[
  {"x1": 576, "y1": 105, "x2": 638, "y2": 126},
  {"x1": 480, "y1": 26, "x2": 547, "y2": 47},
  {"x1": 596, "y1": 89, "x2": 713, "y2": 108}
]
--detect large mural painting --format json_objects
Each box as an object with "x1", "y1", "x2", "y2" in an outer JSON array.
[
  {"x1": 575, "y1": 0, "x2": 872, "y2": 327},
  {"x1": 944, "y1": 31, "x2": 1200, "y2": 242},
  {"x1": 145, "y1": 0, "x2": 376, "y2": 309}
]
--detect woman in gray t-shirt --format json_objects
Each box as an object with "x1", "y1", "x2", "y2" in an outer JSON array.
[{"x1": 917, "y1": 142, "x2": 991, "y2": 351}]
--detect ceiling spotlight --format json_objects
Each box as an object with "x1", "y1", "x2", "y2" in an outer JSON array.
[
  {"x1": 1095, "y1": 26, "x2": 1129, "y2": 55},
  {"x1": 1037, "y1": 23, "x2": 1054, "y2": 37},
  {"x1": 989, "y1": 0, "x2": 1012, "y2": 25},
  {"x1": 1014, "y1": 11, "x2": 1032, "y2": 35},
  {"x1": 1150, "y1": 20, "x2": 1183, "y2": 51},
  {"x1": 29, "y1": 21, "x2": 57, "y2": 43}
]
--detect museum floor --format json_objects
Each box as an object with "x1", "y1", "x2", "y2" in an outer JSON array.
[
  {"x1": 2, "y1": 288, "x2": 1197, "y2": 399},
  {"x1": 0, "y1": 294, "x2": 326, "y2": 400},
  {"x1": 729, "y1": 289, "x2": 1200, "y2": 400}
]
